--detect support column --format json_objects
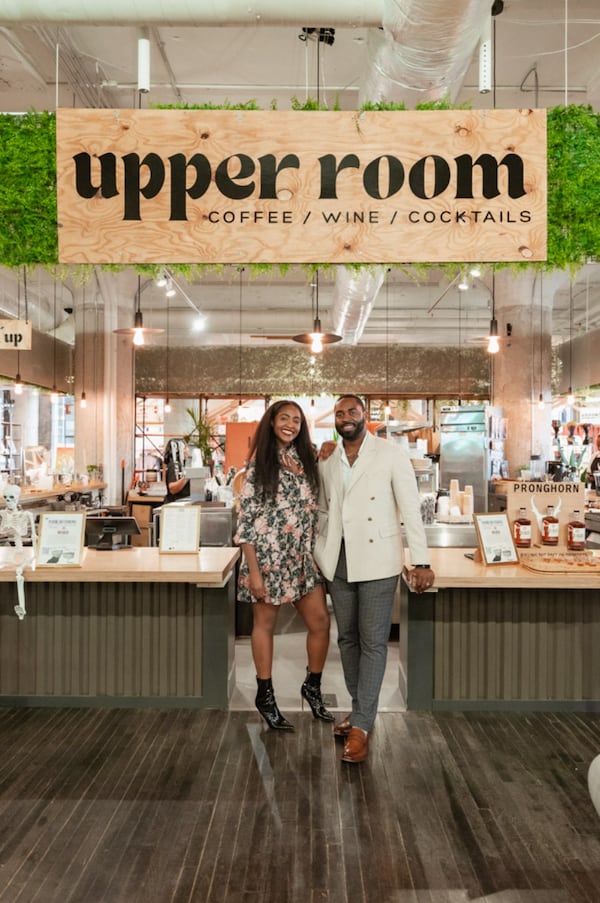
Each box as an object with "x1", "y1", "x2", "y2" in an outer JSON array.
[
  {"x1": 490, "y1": 269, "x2": 561, "y2": 477},
  {"x1": 73, "y1": 283, "x2": 105, "y2": 483}
]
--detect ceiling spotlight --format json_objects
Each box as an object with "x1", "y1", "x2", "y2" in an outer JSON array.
[
  {"x1": 156, "y1": 272, "x2": 167, "y2": 288},
  {"x1": 165, "y1": 279, "x2": 176, "y2": 298},
  {"x1": 469, "y1": 265, "x2": 481, "y2": 278},
  {"x1": 193, "y1": 315, "x2": 206, "y2": 332},
  {"x1": 457, "y1": 274, "x2": 469, "y2": 291}
]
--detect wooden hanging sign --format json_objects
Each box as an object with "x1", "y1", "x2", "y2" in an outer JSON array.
[
  {"x1": 56, "y1": 108, "x2": 547, "y2": 265},
  {"x1": 0, "y1": 319, "x2": 32, "y2": 351}
]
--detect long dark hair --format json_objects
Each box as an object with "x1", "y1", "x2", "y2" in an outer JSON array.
[{"x1": 248, "y1": 400, "x2": 319, "y2": 500}]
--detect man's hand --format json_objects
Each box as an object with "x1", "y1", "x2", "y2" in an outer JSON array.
[
  {"x1": 408, "y1": 567, "x2": 435, "y2": 593},
  {"x1": 319, "y1": 440, "x2": 337, "y2": 461}
]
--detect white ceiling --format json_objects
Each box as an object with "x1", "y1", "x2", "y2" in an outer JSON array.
[{"x1": 0, "y1": 0, "x2": 599, "y2": 350}]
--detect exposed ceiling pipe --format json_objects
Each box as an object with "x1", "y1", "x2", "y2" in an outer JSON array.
[
  {"x1": 0, "y1": 2, "x2": 384, "y2": 27},
  {"x1": 1, "y1": 0, "x2": 491, "y2": 349},
  {"x1": 332, "y1": 0, "x2": 491, "y2": 343}
]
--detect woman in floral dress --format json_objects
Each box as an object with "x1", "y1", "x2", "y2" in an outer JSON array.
[{"x1": 235, "y1": 399, "x2": 333, "y2": 731}]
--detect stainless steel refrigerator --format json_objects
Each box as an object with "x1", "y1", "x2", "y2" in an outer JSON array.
[{"x1": 439, "y1": 405, "x2": 505, "y2": 514}]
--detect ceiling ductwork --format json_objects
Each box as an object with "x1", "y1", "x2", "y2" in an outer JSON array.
[
  {"x1": 331, "y1": 266, "x2": 386, "y2": 345},
  {"x1": 359, "y1": 0, "x2": 491, "y2": 106},
  {"x1": 334, "y1": 0, "x2": 492, "y2": 343},
  {"x1": 0, "y1": 1, "x2": 492, "y2": 348}
]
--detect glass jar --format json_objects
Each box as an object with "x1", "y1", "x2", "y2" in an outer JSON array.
[{"x1": 529, "y1": 454, "x2": 543, "y2": 481}]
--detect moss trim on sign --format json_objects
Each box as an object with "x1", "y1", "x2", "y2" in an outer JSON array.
[
  {"x1": 0, "y1": 103, "x2": 598, "y2": 274},
  {"x1": 0, "y1": 111, "x2": 57, "y2": 265}
]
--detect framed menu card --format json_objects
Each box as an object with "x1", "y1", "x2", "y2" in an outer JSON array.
[
  {"x1": 473, "y1": 513, "x2": 519, "y2": 566},
  {"x1": 159, "y1": 504, "x2": 201, "y2": 554},
  {"x1": 37, "y1": 512, "x2": 86, "y2": 567}
]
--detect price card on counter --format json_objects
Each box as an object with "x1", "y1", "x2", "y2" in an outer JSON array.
[
  {"x1": 159, "y1": 504, "x2": 201, "y2": 554},
  {"x1": 37, "y1": 512, "x2": 86, "y2": 567}
]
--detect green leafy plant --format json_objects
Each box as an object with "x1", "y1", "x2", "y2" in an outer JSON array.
[{"x1": 183, "y1": 405, "x2": 213, "y2": 466}]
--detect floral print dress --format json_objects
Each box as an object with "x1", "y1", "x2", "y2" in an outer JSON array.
[{"x1": 234, "y1": 446, "x2": 322, "y2": 606}]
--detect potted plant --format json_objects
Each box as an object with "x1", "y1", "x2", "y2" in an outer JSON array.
[{"x1": 183, "y1": 406, "x2": 213, "y2": 469}]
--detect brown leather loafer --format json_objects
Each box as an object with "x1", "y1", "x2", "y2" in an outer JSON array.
[
  {"x1": 333, "y1": 715, "x2": 352, "y2": 739},
  {"x1": 341, "y1": 727, "x2": 369, "y2": 763}
]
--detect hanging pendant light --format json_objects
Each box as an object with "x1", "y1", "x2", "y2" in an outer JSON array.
[
  {"x1": 14, "y1": 268, "x2": 24, "y2": 394},
  {"x1": 164, "y1": 285, "x2": 171, "y2": 413},
  {"x1": 114, "y1": 275, "x2": 163, "y2": 346},
  {"x1": 486, "y1": 272, "x2": 500, "y2": 353},
  {"x1": 384, "y1": 269, "x2": 391, "y2": 420},
  {"x1": 14, "y1": 360, "x2": 23, "y2": 396},
  {"x1": 238, "y1": 267, "x2": 244, "y2": 407},
  {"x1": 79, "y1": 283, "x2": 87, "y2": 408},
  {"x1": 566, "y1": 281, "x2": 574, "y2": 405},
  {"x1": 293, "y1": 271, "x2": 341, "y2": 353}
]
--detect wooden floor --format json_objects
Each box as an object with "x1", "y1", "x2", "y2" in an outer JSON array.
[{"x1": 0, "y1": 708, "x2": 599, "y2": 903}]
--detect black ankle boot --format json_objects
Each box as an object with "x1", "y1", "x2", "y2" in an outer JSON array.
[
  {"x1": 301, "y1": 670, "x2": 335, "y2": 722},
  {"x1": 255, "y1": 677, "x2": 294, "y2": 731}
]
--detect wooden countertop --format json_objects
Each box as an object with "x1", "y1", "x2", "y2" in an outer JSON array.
[
  {"x1": 408, "y1": 547, "x2": 600, "y2": 590},
  {"x1": 0, "y1": 546, "x2": 239, "y2": 587},
  {"x1": 2, "y1": 483, "x2": 107, "y2": 506}
]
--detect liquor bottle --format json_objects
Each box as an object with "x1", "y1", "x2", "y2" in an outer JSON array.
[
  {"x1": 513, "y1": 507, "x2": 532, "y2": 548},
  {"x1": 567, "y1": 509, "x2": 586, "y2": 551},
  {"x1": 541, "y1": 504, "x2": 560, "y2": 546}
]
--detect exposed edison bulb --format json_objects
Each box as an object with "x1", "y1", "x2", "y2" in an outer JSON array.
[
  {"x1": 537, "y1": 393, "x2": 545, "y2": 409},
  {"x1": 51, "y1": 389, "x2": 59, "y2": 403},
  {"x1": 14, "y1": 375, "x2": 23, "y2": 395},
  {"x1": 80, "y1": 391, "x2": 87, "y2": 409},
  {"x1": 133, "y1": 327, "x2": 145, "y2": 346},
  {"x1": 567, "y1": 388, "x2": 575, "y2": 405},
  {"x1": 310, "y1": 332, "x2": 323, "y2": 354},
  {"x1": 164, "y1": 398, "x2": 172, "y2": 413},
  {"x1": 384, "y1": 402, "x2": 391, "y2": 419},
  {"x1": 487, "y1": 335, "x2": 500, "y2": 353}
]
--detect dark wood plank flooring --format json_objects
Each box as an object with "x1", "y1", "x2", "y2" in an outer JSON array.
[{"x1": 0, "y1": 707, "x2": 599, "y2": 902}]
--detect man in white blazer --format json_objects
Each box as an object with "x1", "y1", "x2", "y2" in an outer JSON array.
[{"x1": 314, "y1": 395, "x2": 434, "y2": 763}]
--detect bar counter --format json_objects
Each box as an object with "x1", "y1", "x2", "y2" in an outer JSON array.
[
  {"x1": 400, "y1": 548, "x2": 600, "y2": 712},
  {"x1": 0, "y1": 547, "x2": 239, "y2": 709}
]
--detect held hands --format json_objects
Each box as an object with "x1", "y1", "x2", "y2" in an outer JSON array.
[{"x1": 408, "y1": 567, "x2": 435, "y2": 594}]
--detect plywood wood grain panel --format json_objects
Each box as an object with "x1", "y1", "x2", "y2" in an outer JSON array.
[{"x1": 57, "y1": 108, "x2": 546, "y2": 265}]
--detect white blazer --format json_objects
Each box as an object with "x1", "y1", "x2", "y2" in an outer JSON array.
[{"x1": 314, "y1": 431, "x2": 430, "y2": 583}]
